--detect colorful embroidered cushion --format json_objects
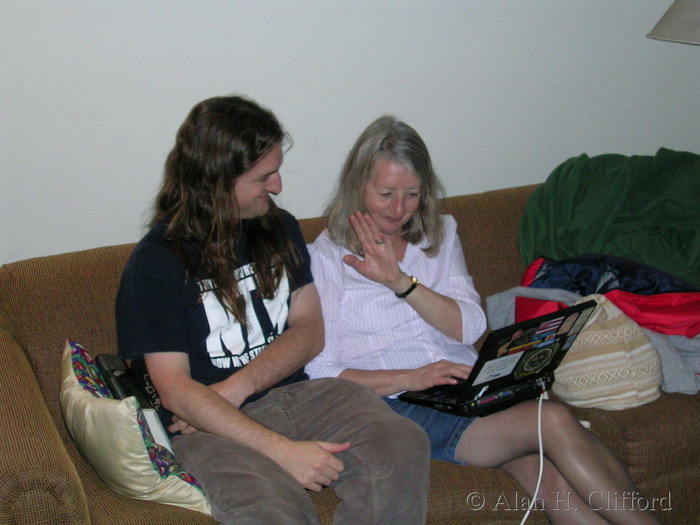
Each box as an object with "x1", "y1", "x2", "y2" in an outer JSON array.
[
  {"x1": 59, "y1": 340, "x2": 211, "y2": 514},
  {"x1": 552, "y1": 295, "x2": 662, "y2": 410}
]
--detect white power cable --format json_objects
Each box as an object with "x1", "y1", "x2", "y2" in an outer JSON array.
[{"x1": 519, "y1": 388, "x2": 545, "y2": 525}]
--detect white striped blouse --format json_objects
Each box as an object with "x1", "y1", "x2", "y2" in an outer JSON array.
[{"x1": 306, "y1": 215, "x2": 487, "y2": 396}]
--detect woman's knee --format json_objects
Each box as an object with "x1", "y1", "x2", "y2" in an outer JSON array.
[{"x1": 540, "y1": 401, "x2": 581, "y2": 434}]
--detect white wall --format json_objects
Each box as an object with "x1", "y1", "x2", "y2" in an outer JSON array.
[{"x1": 2, "y1": 0, "x2": 699, "y2": 264}]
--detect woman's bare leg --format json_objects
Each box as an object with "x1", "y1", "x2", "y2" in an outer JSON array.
[
  {"x1": 500, "y1": 454, "x2": 607, "y2": 524},
  {"x1": 455, "y1": 400, "x2": 661, "y2": 524}
]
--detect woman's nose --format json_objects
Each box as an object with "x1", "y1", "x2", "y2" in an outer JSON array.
[{"x1": 390, "y1": 196, "x2": 405, "y2": 215}]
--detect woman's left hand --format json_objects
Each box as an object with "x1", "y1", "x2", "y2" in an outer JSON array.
[
  {"x1": 342, "y1": 212, "x2": 404, "y2": 288},
  {"x1": 402, "y1": 360, "x2": 473, "y2": 392}
]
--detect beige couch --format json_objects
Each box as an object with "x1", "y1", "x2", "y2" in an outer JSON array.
[{"x1": 1, "y1": 184, "x2": 698, "y2": 524}]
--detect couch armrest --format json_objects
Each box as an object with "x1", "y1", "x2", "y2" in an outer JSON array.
[{"x1": 0, "y1": 329, "x2": 89, "y2": 524}]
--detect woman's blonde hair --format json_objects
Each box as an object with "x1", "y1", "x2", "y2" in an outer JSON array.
[{"x1": 325, "y1": 116, "x2": 445, "y2": 255}]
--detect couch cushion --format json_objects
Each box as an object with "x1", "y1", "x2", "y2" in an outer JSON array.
[{"x1": 59, "y1": 340, "x2": 211, "y2": 515}]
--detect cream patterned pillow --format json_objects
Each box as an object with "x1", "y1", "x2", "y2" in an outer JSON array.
[
  {"x1": 59, "y1": 340, "x2": 211, "y2": 514},
  {"x1": 552, "y1": 295, "x2": 662, "y2": 410}
]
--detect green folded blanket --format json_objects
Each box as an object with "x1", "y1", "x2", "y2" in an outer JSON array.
[{"x1": 519, "y1": 148, "x2": 700, "y2": 289}]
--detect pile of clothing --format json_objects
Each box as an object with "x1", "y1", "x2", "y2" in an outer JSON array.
[{"x1": 488, "y1": 148, "x2": 700, "y2": 395}]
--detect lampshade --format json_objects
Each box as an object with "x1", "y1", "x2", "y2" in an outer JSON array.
[{"x1": 647, "y1": 0, "x2": 700, "y2": 45}]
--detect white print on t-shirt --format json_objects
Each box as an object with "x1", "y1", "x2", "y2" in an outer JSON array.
[{"x1": 198, "y1": 264, "x2": 289, "y2": 369}]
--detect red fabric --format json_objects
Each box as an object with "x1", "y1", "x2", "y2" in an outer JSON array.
[
  {"x1": 514, "y1": 291, "x2": 700, "y2": 338},
  {"x1": 604, "y1": 290, "x2": 700, "y2": 338},
  {"x1": 514, "y1": 297, "x2": 568, "y2": 324},
  {"x1": 517, "y1": 257, "x2": 700, "y2": 338},
  {"x1": 520, "y1": 257, "x2": 544, "y2": 287}
]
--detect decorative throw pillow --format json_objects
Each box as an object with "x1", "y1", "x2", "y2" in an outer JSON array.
[
  {"x1": 59, "y1": 340, "x2": 211, "y2": 515},
  {"x1": 552, "y1": 295, "x2": 662, "y2": 410}
]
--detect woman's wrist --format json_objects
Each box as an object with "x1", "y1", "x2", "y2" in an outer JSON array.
[
  {"x1": 395, "y1": 275, "x2": 420, "y2": 299},
  {"x1": 387, "y1": 272, "x2": 413, "y2": 294},
  {"x1": 394, "y1": 368, "x2": 417, "y2": 393}
]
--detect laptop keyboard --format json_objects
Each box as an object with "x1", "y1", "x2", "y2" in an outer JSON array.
[{"x1": 410, "y1": 384, "x2": 459, "y2": 405}]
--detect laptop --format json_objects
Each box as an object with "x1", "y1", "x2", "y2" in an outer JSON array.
[{"x1": 398, "y1": 300, "x2": 597, "y2": 417}]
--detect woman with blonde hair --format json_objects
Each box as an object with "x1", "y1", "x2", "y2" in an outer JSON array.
[{"x1": 307, "y1": 115, "x2": 662, "y2": 525}]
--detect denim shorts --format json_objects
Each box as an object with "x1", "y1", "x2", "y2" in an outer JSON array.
[{"x1": 384, "y1": 397, "x2": 476, "y2": 464}]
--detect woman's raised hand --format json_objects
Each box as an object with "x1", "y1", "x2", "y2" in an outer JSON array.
[{"x1": 342, "y1": 212, "x2": 403, "y2": 286}]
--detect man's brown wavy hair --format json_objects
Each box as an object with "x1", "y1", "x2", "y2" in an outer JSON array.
[{"x1": 152, "y1": 95, "x2": 302, "y2": 326}]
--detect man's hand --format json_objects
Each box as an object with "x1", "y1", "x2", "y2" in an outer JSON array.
[
  {"x1": 167, "y1": 379, "x2": 252, "y2": 434},
  {"x1": 168, "y1": 414, "x2": 198, "y2": 435},
  {"x1": 168, "y1": 411, "x2": 354, "y2": 490},
  {"x1": 208, "y1": 377, "x2": 253, "y2": 409},
  {"x1": 271, "y1": 439, "x2": 352, "y2": 491}
]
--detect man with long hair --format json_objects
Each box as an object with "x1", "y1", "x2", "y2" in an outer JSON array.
[{"x1": 116, "y1": 96, "x2": 430, "y2": 524}]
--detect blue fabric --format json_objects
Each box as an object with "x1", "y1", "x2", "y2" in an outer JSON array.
[
  {"x1": 528, "y1": 254, "x2": 696, "y2": 295},
  {"x1": 384, "y1": 397, "x2": 476, "y2": 464}
]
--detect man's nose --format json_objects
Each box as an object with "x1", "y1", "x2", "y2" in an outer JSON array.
[{"x1": 267, "y1": 173, "x2": 282, "y2": 195}]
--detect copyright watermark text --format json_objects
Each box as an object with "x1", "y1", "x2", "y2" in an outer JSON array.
[{"x1": 466, "y1": 490, "x2": 672, "y2": 513}]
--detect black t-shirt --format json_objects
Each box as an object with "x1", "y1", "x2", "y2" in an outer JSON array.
[{"x1": 115, "y1": 210, "x2": 312, "y2": 432}]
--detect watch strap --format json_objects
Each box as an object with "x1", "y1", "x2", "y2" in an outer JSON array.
[{"x1": 395, "y1": 275, "x2": 420, "y2": 299}]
